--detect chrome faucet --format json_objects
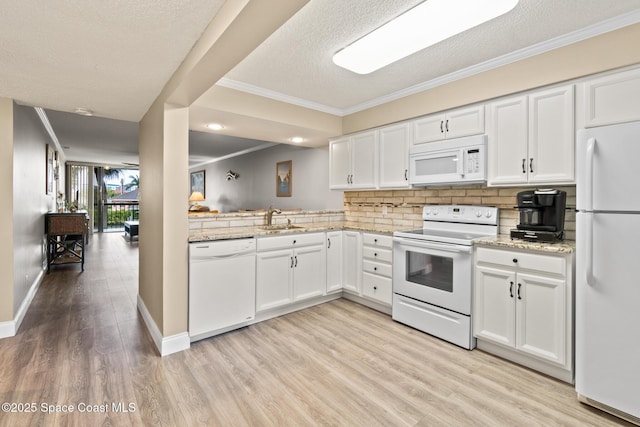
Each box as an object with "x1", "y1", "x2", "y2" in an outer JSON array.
[{"x1": 266, "y1": 205, "x2": 281, "y2": 226}]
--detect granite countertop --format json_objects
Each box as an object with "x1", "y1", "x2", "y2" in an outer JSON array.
[
  {"x1": 189, "y1": 221, "x2": 400, "y2": 242},
  {"x1": 474, "y1": 234, "x2": 576, "y2": 254}
]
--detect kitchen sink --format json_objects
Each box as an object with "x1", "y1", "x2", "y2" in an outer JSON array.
[{"x1": 260, "y1": 224, "x2": 304, "y2": 231}]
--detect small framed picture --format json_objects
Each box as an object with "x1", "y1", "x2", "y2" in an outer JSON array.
[
  {"x1": 45, "y1": 144, "x2": 55, "y2": 194},
  {"x1": 190, "y1": 170, "x2": 205, "y2": 197},
  {"x1": 276, "y1": 160, "x2": 292, "y2": 197}
]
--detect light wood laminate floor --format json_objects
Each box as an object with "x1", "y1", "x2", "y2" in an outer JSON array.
[{"x1": 0, "y1": 233, "x2": 630, "y2": 426}]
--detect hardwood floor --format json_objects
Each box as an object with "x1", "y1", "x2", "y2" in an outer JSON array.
[{"x1": 0, "y1": 232, "x2": 630, "y2": 426}]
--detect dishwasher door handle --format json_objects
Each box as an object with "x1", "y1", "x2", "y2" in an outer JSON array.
[{"x1": 192, "y1": 252, "x2": 253, "y2": 260}]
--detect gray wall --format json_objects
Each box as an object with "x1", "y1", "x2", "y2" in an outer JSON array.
[
  {"x1": 196, "y1": 144, "x2": 343, "y2": 212},
  {"x1": 13, "y1": 104, "x2": 53, "y2": 312}
]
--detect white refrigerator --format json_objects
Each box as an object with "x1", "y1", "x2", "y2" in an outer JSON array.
[{"x1": 576, "y1": 121, "x2": 640, "y2": 424}]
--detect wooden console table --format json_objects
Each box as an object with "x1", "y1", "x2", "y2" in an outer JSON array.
[{"x1": 45, "y1": 212, "x2": 88, "y2": 273}]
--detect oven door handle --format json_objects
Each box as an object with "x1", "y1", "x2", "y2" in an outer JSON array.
[{"x1": 393, "y1": 237, "x2": 472, "y2": 254}]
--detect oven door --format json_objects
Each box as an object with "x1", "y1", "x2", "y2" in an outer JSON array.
[{"x1": 393, "y1": 236, "x2": 473, "y2": 315}]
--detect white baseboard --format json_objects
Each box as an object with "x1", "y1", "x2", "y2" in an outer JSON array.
[
  {"x1": 136, "y1": 295, "x2": 190, "y2": 356},
  {"x1": 0, "y1": 268, "x2": 45, "y2": 339}
]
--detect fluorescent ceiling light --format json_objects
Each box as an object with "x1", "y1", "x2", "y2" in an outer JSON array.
[{"x1": 333, "y1": 0, "x2": 519, "y2": 74}]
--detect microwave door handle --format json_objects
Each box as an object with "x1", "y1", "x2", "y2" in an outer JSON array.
[{"x1": 458, "y1": 149, "x2": 465, "y2": 177}]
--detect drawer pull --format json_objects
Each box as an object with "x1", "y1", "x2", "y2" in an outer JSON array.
[
  {"x1": 374, "y1": 253, "x2": 378, "y2": 257},
  {"x1": 373, "y1": 267, "x2": 377, "y2": 271},
  {"x1": 373, "y1": 286, "x2": 377, "y2": 291},
  {"x1": 512, "y1": 258, "x2": 518, "y2": 263}
]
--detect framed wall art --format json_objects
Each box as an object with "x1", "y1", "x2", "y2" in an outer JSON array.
[
  {"x1": 190, "y1": 170, "x2": 205, "y2": 197},
  {"x1": 276, "y1": 160, "x2": 292, "y2": 197},
  {"x1": 45, "y1": 144, "x2": 55, "y2": 194}
]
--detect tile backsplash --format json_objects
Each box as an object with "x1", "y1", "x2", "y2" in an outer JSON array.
[{"x1": 344, "y1": 185, "x2": 576, "y2": 240}]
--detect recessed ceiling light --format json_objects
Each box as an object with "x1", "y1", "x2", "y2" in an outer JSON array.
[
  {"x1": 206, "y1": 123, "x2": 224, "y2": 131},
  {"x1": 290, "y1": 137, "x2": 304, "y2": 143},
  {"x1": 74, "y1": 107, "x2": 93, "y2": 116},
  {"x1": 333, "y1": 0, "x2": 519, "y2": 74}
]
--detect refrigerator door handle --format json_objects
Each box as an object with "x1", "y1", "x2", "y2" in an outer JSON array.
[
  {"x1": 585, "y1": 212, "x2": 595, "y2": 286},
  {"x1": 585, "y1": 137, "x2": 596, "y2": 212}
]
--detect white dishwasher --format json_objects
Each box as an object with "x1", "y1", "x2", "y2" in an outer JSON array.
[{"x1": 189, "y1": 238, "x2": 256, "y2": 342}]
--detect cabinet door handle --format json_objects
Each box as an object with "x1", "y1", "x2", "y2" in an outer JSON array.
[
  {"x1": 522, "y1": 158, "x2": 526, "y2": 174},
  {"x1": 294, "y1": 256, "x2": 298, "y2": 268},
  {"x1": 529, "y1": 158, "x2": 534, "y2": 173},
  {"x1": 404, "y1": 169, "x2": 408, "y2": 180},
  {"x1": 509, "y1": 281, "x2": 514, "y2": 298},
  {"x1": 327, "y1": 238, "x2": 331, "y2": 249},
  {"x1": 445, "y1": 119, "x2": 449, "y2": 132},
  {"x1": 517, "y1": 283, "x2": 522, "y2": 300},
  {"x1": 291, "y1": 256, "x2": 294, "y2": 268},
  {"x1": 440, "y1": 120, "x2": 444, "y2": 133}
]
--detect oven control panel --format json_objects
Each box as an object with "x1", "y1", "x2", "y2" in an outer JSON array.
[{"x1": 423, "y1": 205, "x2": 498, "y2": 225}]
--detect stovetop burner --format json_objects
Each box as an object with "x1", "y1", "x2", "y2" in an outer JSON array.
[{"x1": 394, "y1": 205, "x2": 499, "y2": 245}]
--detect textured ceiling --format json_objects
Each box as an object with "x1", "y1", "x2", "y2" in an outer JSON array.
[
  {"x1": 3, "y1": 0, "x2": 640, "y2": 166},
  {"x1": 1, "y1": 0, "x2": 224, "y2": 121},
  {"x1": 223, "y1": 0, "x2": 640, "y2": 112}
]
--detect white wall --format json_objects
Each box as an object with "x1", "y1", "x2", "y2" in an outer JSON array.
[
  {"x1": 13, "y1": 104, "x2": 52, "y2": 312},
  {"x1": 196, "y1": 144, "x2": 343, "y2": 212}
]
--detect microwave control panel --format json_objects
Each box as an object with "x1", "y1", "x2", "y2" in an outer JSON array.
[{"x1": 465, "y1": 148, "x2": 481, "y2": 174}]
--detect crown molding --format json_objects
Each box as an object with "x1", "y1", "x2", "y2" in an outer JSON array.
[
  {"x1": 219, "y1": 9, "x2": 640, "y2": 117},
  {"x1": 216, "y1": 78, "x2": 345, "y2": 116},
  {"x1": 342, "y1": 9, "x2": 640, "y2": 115}
]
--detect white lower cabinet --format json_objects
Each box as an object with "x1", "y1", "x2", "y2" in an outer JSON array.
[
  {"x1": 256, "y1": 233, "x2": 326, "y2": 312},
  {"x1": 474, "y1": 246, "x2": 574, "y2": 383},
  {"x1": 342, "y1": 231, "x2": 362, "y2": 294},
  {"x1": 326, "y1": 231, "x2": 343, "y2": 293},
  {"x1": 360, "y1": 233, "x2": 393, "y2": 306}
]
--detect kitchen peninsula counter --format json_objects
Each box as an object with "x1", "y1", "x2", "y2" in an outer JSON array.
[
  {"x1": 188, "y1": 221, "x2": 400, "y2": 242},
  {"x1": 188, "y1": 209, "x2": 401, "y2": 242}
]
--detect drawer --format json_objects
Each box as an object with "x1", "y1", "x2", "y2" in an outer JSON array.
[
  {"x1": 476, "y1": 247, "x2": 566, "y2": 276},
  {"x1": 362, "y1": 273, "x2": 392, "y2": 305},
  {"x1": 363, "y1": 260, "x2": 392, "y2": 277},
  {"x1": 362, "y1": 233, "x2": 393, "y2": 249},
  {"x1": 362, "y1": 247, "x2": 392, "y2": 263},
  {"x1": 257, "y1": 232, "x2": 325, "y2": 251}
]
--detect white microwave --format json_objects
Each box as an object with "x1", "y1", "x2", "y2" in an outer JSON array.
[{"x1": 409, "y1": 135, "x2": 487, "y2": 186}]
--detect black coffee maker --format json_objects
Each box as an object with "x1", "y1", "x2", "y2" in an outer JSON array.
[{"x1": 510, "y1": 189, "x2": 566, "y2": 242}]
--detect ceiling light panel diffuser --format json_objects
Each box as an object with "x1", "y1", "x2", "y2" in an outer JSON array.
[{"x1": 333, "y1": 0, "x2": 519, "y2": 74}]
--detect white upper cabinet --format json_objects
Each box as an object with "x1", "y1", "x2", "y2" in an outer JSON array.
[
  {"x1": 413, "y1": 104, "x2": 484, "y2": 144},
  {"x1": 329, "y1": 130, "x2": 378, "y2": 190},
  {"x1": 379, "y1": 123, "x2": 411, "y2": 188},
  {"x1": 583, "y1": 66, "x2": 640, "y2": 127},
  {"x1": 487, "y1": 84, "x2": 574, "y2": 186},
  {"x1": 486, "y1": 95, "x2": 529, "y2": 185},
  {"x1": 527, "y1": 85, "x2": 575, "y2": 184}
]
